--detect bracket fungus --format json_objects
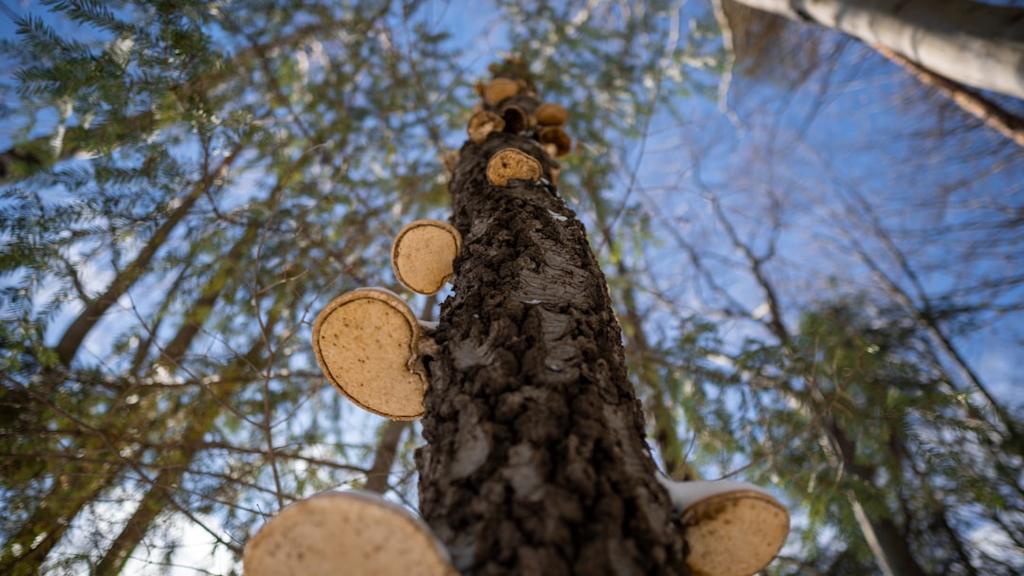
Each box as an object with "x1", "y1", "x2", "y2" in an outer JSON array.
[
  {"x1": 467, "y1": 110, "x2": 505, "y2": 144},
  {"x1": 244, "y1": 491, "x2": 455, "y2": 576},
  {"x1": 500, "y1": 104, "x2": 530, "y2": 134},
  {"x1": 486, "y1": 148, "x2": 543, "y2": 187},
  {"x1": 391, "y1": 219, "x2": 462, "y2": 295},
  {"x1": 535, "y1": 102, "x2": 568, "y2": 126},
  {"x1": 312, "y1": 288, "x2": 428, "y2": 420},
  {"x1": 539, "y1": 126, "x2": 572, "y2": 158},
  {"x1": 660, "y1": 477, "x2": 790, "y2": 576},
  {"x1": 483, "y1": 77, "x2": 520, "y2": 106}
]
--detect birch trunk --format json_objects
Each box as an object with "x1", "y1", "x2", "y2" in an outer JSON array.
[{"x1": 731, "y1": 0, "x2": 1024, "y2": 100}]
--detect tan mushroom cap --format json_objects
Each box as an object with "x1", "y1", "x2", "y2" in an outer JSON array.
[
  {"x1": 483, "y1": 78, "x2": 520, "y2": 106},
  {"x1": 539, "y1": 127, "x2": 572, "y2": 157},
  {"x1": 312, "y1": 288, "x2": 425, "y2": 420},
  {"x1": 486, "y1": 148, "x2": 542, "y2": 187},
  {"x1": 676, "y1": 482, "x2": 790, "y2": 576},
  {"x1": 467, "y1": 110, "x2": 505, "y2": 144},
  {"x1": 391, "y1": 220, "x2": 461, "y2": 295},
  {"x1": 535, "y1": 102, "x2": 568, "y2": 126},
  {"x1": 244, "y1": 491, "x2": 456, "y2": 576}
]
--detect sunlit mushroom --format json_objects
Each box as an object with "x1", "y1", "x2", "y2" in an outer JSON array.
[
  {"x1": 659, "y1": 478, "x2": 790, "y2": 576},
  {"x1": 483, "y1": 78, "x2": 520, "y2": 106},
  {"x1": 312, "y1": 288, "x2": 428, "y2": 420},
  {"x1": 538, "y1": 127, "x2": 571, "y2": 157},
  {"x1": 391, "y1": 220, "x2": 461, "y2": 295},
  {"x1": 486, "y1": 148, "x2": 542, "y2": 187},
  {"x1": 535, "y1": 102, "x2": 568, "y2": 126},
  {"x1": 244, "y1": 491, "x2": 456, "y2": 576},
  {"x1": 467, "y1": 110, "x2": 505, "y2": 144}
]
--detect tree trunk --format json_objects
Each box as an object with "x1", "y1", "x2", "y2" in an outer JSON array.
[
  {"x1": 730, "y1": 0, "x2": 1024, "y2": 100},
  {"x1": 416, "y1": 77, "x2": 686, "y2": 575},
  {"x1": 584, "y1": 181, "x2": 692, "y2": 481},
  {"x1": 872, "y1": 45, "x2": 1024, "y2": 148},
  {"x1": 54, "y1": 145, "x2": 242, "y2": 366}
]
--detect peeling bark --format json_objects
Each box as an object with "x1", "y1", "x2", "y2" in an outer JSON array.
[{"x1": 416, "y1": 81, "x2": 686, "y2": 574}]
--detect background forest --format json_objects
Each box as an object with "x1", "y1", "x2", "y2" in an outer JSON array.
[{"x1": 1, "y1": 0, "x2": 1022, "y2": 574}]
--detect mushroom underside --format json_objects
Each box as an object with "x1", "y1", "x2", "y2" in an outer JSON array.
[
  {"x1": 486, "y1": 148, "x2": 542, "y2": 186},
  {"x1": 392, "y1": 220, "x2": 461, "y2": 295},
  {"x1": 313, "y1": 289, "x2": 425, "y2": 419},
  {"x1": 683, "y1": 490, "x2": 790, "y2": 576},
  {"x1": 244, "y1": 491, "x2": 454, "y2": 576}
]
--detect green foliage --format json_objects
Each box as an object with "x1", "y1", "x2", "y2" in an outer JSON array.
[{"x1": 666, "y1": 297, "x2": 1023, "y2": 574}]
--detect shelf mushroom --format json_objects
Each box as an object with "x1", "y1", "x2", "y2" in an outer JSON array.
[
  {"x1": 486, "y1": 148, "x2": 543, "y2": 187},
  {"x1": 539, "y1": 126, "x2": 572, "y2": 158},
  {"x1": 659, "y1": 477, "x2": 790, "y2": 576},
  {"x1": 467, "y1": 110, "x2": 505, "y2": 144},
  {"x1": 535, "y1": 102, "x2": 568, "y2": 127},
  {"x1": 391, "y1": 219, "x2": 462, "y2": 295},
  {"x1": 483, "y1": 77, "x2": 520, "y2": 106},
  {"x1": 244, "y1": 491, "x2": 456, "y2": 576},
  {"x1": 312, "y1": 288, "x2": 428, "y2": 420}
]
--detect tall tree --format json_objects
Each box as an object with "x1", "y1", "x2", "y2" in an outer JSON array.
[{"x1": 416, "y1": 63, "x2": 687, "y2": 574}]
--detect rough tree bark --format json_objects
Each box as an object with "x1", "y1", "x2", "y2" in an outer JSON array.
[
  {"x1": 728, "y1": 0, "x2": 1024, "y2": 100},
  {"x1": 584, "y1": 180, "x2": 692, "y2": 481},
  {"x1": 416, "y1": 73, "x2": 687, "y2": 575}
]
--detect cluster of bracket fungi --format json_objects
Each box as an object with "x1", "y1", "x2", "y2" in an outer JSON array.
[{"x1": 243, "y1": 75, "x2": 789, "y2": 576}]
